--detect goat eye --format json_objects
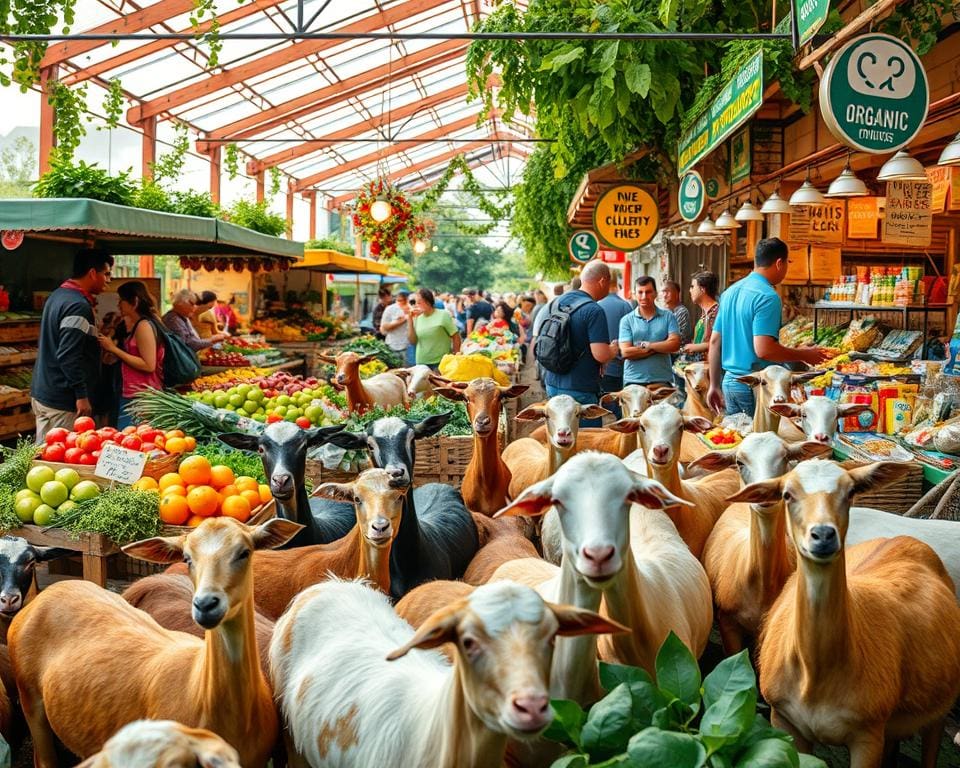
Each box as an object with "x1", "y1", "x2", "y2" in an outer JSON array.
[
  {"x1": 782, "y1": 491, "x2": 793, "y2": 503},
  {"x1": 183, "y1": 555, "x2": 192, "y2": 566},
  {"x1": 235, "y1": 550, "x2": 251, "y2": 562},
  {"x1": 258, "y1": 446, "x2": 265, "y2": 455}
]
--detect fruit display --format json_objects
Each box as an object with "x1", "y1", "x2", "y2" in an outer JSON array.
[
  {"x1": 16, "y1": 465, "x2": 101, "y2": 526},
  {"x1": 199, "y1": 349, "x2": 252, "y2": 368},
  {"x1": 700, "y1": 426, "x2": 742, "y2": 448},
  {"x1": 190, "y1": 367, "x2": 273, "y2": 392},
  {"x1": 145, "y1": 455, "x2": 272, "y2": 527},
  {"x1": 252, "y1": 310, "x2": 352, "y2": 342},
  {"x1": 37, "y1": 417, "x2": 197, "y2": 465},
  {"x1": 186, "y1": 379, "x2": 346, "y2": 427}
]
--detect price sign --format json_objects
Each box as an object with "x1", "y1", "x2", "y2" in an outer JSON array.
[
  {"x1": 95, "y1": 442, "x2": 148, "y2": 485},
  {"x1": 882, "y1": 179, "x2": 933, "y2": 246}
]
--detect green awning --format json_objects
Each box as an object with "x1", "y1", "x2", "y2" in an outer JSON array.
[{"x1": 0, "y1": 198, "x2": 302, "y2": 261}]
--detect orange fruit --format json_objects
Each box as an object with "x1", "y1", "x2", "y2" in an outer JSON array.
[
  {"x1": 165, "y1": 437, "x2": 187, "y2": 454},
  {"x1": 240, "y1": 489, "x2": 261, "y2": 510},
  {"x1": 220, "y1": 483, "x2": 239, "y2": 498},
  {"x1": 221, "y1": 495, "x2": 251, "y2": 523},
  {"x1": 186, "y1": 484, "x2": 200, "y2": 493},
  {"x1": 159, "y1": 495, "x2": 190, "y2": 526},
  {"x1": 133, "y1": 477, "x2": 159, "y2": 492},
  {"x1": 258, "y1": 484, "x2": 272, "y2": 504},
  {"x1": 183, "y1": 436, "x2": 197, "y2": 451},
  {"x1": 162, "y1": 484, "x2": 187, "y2": 498},
  {"x1": 179, "y1": 455, "x2": 212, "y2": 486},
  {"x1": 235, "y1": 476, "x2": 259, "y2": 493},
  {"x1": 166, "y1": 430, "x2": 185, "y2": 439},
  {"x1": 187, "y1": 515, "x2": 205, "y2": 528},
  {"x1": 187, "y1": 486, "x2": 220, "y2": 518},
  {"x1": 153, "y1": 435, "x2": 166, "y2": 450},
  {"x1": 209, "y1": 465, "x2": 235, "y2": 489},
  {"x1": 159, "y1": 472, "x2": 183, "y2": 492}
]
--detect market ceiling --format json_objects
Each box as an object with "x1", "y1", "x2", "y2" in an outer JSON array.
[{"x1": 38, "y1": 0, "x2": 550, "y2": 210}]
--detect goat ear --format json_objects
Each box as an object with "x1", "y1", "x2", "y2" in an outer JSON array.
[
  {"x1": 626, "y1": 473, "x2": 693, "y2": 509},
  {"x1": 682, "y1": 415, "x2": 714, "y2": 434},
  {"x1": 31, "y1": 545, "x2": 73, "y2": 562},
  {"x1": 389, "y1": 368, "x2": 411, "y2": 381},
  {"x1": 687, "y1": 451, "x2": 736, "y2": 473},
  {"x1": 495, "y1": 478, "x2": 555, "y2": 518},
  {"x1": 608, "y1": 418, "x2": 642, "y2": 434},
  {"x1": 650, "y1": 385, "x2": 677, "y2": 402},
  {"x1": 726, "y1": 477, "x2": 783, "y2": 505},
  {"x1": 357, "y1": 353, "x2": 379, "y2": 365},
  {"x1": 434, "y1": 386, "x2": 467, "y2": 403},
  {"x1": 847, "y1": 462, "x2": 913, "y2": 496},
  {"x1": 579, "y1": 404, "x2": 611, "y2": 420},
  {"x1": 768, "y1": 403, "x2": 801, "y2": 419},
  {"x1": 735, "y1": 374, "x2": 760, "y2": 388},
  {"x1": 387, "y1": 603, "x2": 463, "y2": 660},
  {"x1": 251, "y1": 518, "x2": 304, "y2": 550},
  {"x1": 410, "y1": 412, "x2": 451, "y2": 439},
  {"x1": 324, "y1": 429, "x2": 369, "y2": 450},
  {"x1": 836, "y1": 403, "x2": 873, "y2": 419},
  {"x1": 498, "y1": 384, "x2": 529, "y2": 400},
  {"x1": 514, "y1": 404, "x2": 547, "y2": 422},
  {"x1": 550, "y1": 604, "x2": 629, "y2": 637},
  {"x1": 217, "y1": 432, "x2": 260, "y2": 452},
  {"x1": 791, "y1": 370, "x2": 824, "y2": 384},
  {"x1": 306, "y1": 425, "x2": 345, "y2": 447},
  {"x1": 315, "y1": 482, "x2": 355, "y2": 502},
  {"x1": 316, "y1": 353, "x2": 338, "y2": 364},
  {"x1": 599, "y1": 391, "x2": 621, "y2": 405},
  {"x1": 427, "y1": 373, "x2": 453, "y2": 387},
  {"x1": 787, "y1": 440, "x2": 833, "y2": 462},
  {"x1": 122, "y1": 535, "x2": 185, "y2": 564}
]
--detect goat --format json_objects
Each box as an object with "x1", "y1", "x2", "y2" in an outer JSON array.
[
  {"x1": 735, "y1": 365, "x2": 819, "y2": 436},
  {"x1": 325, "y1": 414, "x2": 480, "y2": 597},
  {"x1": 434, "y1": 378, "x2": 528, "y2": 516},
  {"x1": 271, "y1": 579, "x2": 622, "y2": 768},
  {"x1": 0, "y1": 537, "x2": 72, "y2": 643},
  {"x1": 737, "y1": 461, "x2": 960, "y2": 767},
  {"x1": 462, "y1": 515, "x2": 539, "y2": 585},
  {"x1": 8, "y1": 517, "x2": 302, "y2": 767},
  {"x1": 769, "y1": 397, "x2": 874, "y2": 445},
  {"x1": 682, "y1": 362, "x2": 714, "y2": 420},
  {"x1": 75, "y1": 720, "x2": 241, "y2": 768},
  {"x1": 502, "y1": 395, "x2": 609, "y2": 498},
  {"x1": 692, "y1": 433, "x2": 831, "y2": 654},
  {"x1": 318, "y1": 350, "x2": 407, "y2": 413},
  {"x1": 220, "y1": 421, "x2": 351, "y2": 547},
  {"x1": 609, "y1": 403, "x2": 742, "y2": 559},
  {"x1": 391, "y1": 365, "x2": 439, "y2": 400}
]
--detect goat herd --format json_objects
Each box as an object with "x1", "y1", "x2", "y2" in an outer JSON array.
[{"x1": 0, "y1": 364, "x2": 956, "y2": 767}]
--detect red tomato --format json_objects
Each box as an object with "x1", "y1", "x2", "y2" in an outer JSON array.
[
  {"x1": 78, "y1": 452, "x2": 97, "y2": 466},
  {"x1": 121, "y1": 435, "x2": 143, "y2": 450},
  {"x1": 73, "y1": 416, "x2": 96, "y2": 433},
  {"x1": 266, "y1": 413, "x2": 282, "y2": 424},
  {"x1": 64, "y1": 447, "x2": 84, "y2": 464},
  {"x1": 295, "y1": 417, "x2": 311, "y2": 430},
  {"x1": 140, "y1": 442, "x2": 156, "y2": 452},
  {"x1": 122, "y1": 426, "x2": 137, "y2": 435},
  {"x1": 42, "y1": 443, "x2": 66, "y2": 462},
  {"x1": 112, "y1": 433, "x2": 126, "y2": 444},
  {"x1": 98, "y1": 427, "x2": 117, "y2": 439},
  {"x1": 77, "y1": 433, "x2": 102, "y2": 453},
  {"x1": 65, "y1": 432, "x2": 78, "y2": 448},
  {"x1": 45, "y1": 428, "x2": 69, "y2": 446},
  {"x1": 138, "y1": 429, "x2": 159, "y2": 444}
]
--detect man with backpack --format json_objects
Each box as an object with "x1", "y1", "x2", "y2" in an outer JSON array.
[{"x1": 535, "y1": 260, "x2": 618, "y2": 427}]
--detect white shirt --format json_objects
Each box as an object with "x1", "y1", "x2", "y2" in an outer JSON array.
[{"x1": 381, "y1": 303, "x2": 409, "y2": 351}]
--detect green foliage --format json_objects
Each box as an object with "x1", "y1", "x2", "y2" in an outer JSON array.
[
  {"x1": 490, "y1": 249, "x2": 534, "y2": 294},
  {"x1": 54, "y1": 487, "x2": 162, "y2": 544},
  {"x1": 170, "y1": 189, "x2": 220, "y2": 218},
  {"x1": 341, "y1": 334, "x2": 402, "y2": 369},
  {"x1": 189, "y1": 0, "x2": 223, "y2": 68},
  {"x1": 545, "y1": 632, "x2": 827, "y2": 768},
  {"x1": 269, "y1": 166, "x2": 283, "y2": 197},
  {"x1": 0, "y1": 136, "x2": 36, "y2": 184},
  {"x1": 226, "y1": 199, "x2": 287, "y2": 236},
  {"x1": 132, "y1": 179, "x2": 175, "y2": 212},
  {"x1": 49, "y1": 82, "x2": 88, "y2": 162},
  {"x1": 190, "y1": 442, "x2": 267, "y2": 484},
  {"x1": 33, "y1": 154, "x2": 135, "y2": 205},
  {"x1": 224, "y1": 143, "x2": 240, "y2": 180},
  {"x1": 305, "y1": 237, "x2": 354, "y2": 255},
  {"x1": 414, "y1": 154, "x2": 510, "y2": 236},
  {"x1": 151, "y1": 122, "x2": 190, "y2": 184},
  {"x1": 0, "y1": 440, "x2": 39, "y2": 491},
  {"x1": 880, "y1": 0, "x2": 956, "y2": 55},
  {"x1": 0, "y1": 0, "x2": 77, "y2": 89},
  {"x1": 411, "y1": 223, "x2": 498, "y2": 292},
  {"x1": 101, "y1": 79, "x2": 124, "y2": 130}
]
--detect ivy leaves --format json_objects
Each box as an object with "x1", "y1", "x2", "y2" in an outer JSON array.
[{"x1": 49, "y1": 81, "x2": 88, "y2": 162}]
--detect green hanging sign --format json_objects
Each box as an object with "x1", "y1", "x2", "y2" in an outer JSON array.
[
  {"x1": 678, "y1": 171, "x2": 706, "y2": 222},
  {"x1": 677, "y1": 50, "x2": 764, "y2": 176},
  {"x1": 568, "y1": 230, "x2": 599, "y2": 263},
  {"x1": 793, "y1": 0, "x2": 830, "y2": 46},
  {"x1": 819, "y1": 33, "x2": 929, "y2": 154}
]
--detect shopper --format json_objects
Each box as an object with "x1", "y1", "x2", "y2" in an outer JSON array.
[
  {"x1": 408, "y1": 288, "x2": 460, "y2": 369},
  {"x1": 489, "y1": 301, "x2": 525, "y2": 343},
  {"x1": 597, "y1": 272, "x2": 633, "y2": 418},
  {"x1": 619, "y1": 276, "x2": 680, "y2": 389},
  {"x1": 163, "y1": 289, "x2": 229, "y2": 351},
  {"x1": 529, "y1": 289, "x2": 548, "y2": 328},
  {"x1": 465, "y1": 288, "x2": 493, "y2": 334},
  {"x1": 97, "y1": 281, "x2": 165, "y2": 429},
  {"x1": 31, "y1": 248, "x2": 114, "y2": 442},
  {"x1": 540, "y1": 260, "x2": 617, "y2": 427},
  {"x1": 372, "y1": 286, "x2": 393, "y2": 340},
  {"x1": 214, "y1": 295, "x2": 240, "y2": 335},
  {"x1": 682, "y1": 270, "x2": 720, "y2": 362},
  {"x1": 192, "y1": 290, "x2": 220, "y2": 339},
  {"x1": 662, "y1": 281, "x2": 693, "y2": 347},
  {"x1": 707, "y1": 237, "x2": 830, "y2": 416},
  {"x1": 380, "y1": 289, "x2": 411, "y2": 365}
]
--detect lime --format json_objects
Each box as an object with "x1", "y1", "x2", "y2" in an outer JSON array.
[
  {"x1": 40, "y1": 480, "x2": 69, "y2": 508},
  {"x1": 15, "y1": 488, "x2": 39, "y2": 504},
  {"x1": 54, "y1": 468, "x2": 81, "y2": 490},
  {"x1": 57, "y1": 500, "x2": 77, "y2": 515},
  {"x1": 26, "y1": 466, "x2": 56, "y2": 494},
  {"x1": 214, "y1": 393, "x2": 229, "y2": 409},
  {"x1": 15, "y1": 496, "x2": 41, "y2": 522},
  {"x1": 243, "y1": 400, "x2": 259, "y2": 414},
  {"x1": 70, "y1": 480, "x2": 101, "y2": 502},
  {"x1": 33, "y1": 504, "x2": 56, "y2": 526}
]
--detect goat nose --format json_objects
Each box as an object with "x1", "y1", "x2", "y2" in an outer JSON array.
[
  {"x1": 372, "y1": 518, "x2": 390, "y2": 534},
  {"x1": 814, "y1": 433, "x2": 830, "y2": 443},
  {"x1": 272, "y1": 473, "x2": 293, "y2": 491},
  {"x1": 511, "y1": 694, "x2": 550, "y2": 721},
  {"x1": 809, "y1": 525, "x2": 837, "y2": 544},
  {"x1": 388, "y1": 466, "x2": 404, "y2": 478},
  {"x1": 336, "y1": 373, "x2": 346, "y2": 383},
  {"x1": 193, "y1": 594, "x2": 221, "y2": 613},
  {"x1": 0, "y1": 592, "x2": 21, "y2": 611},
  {"x1": 582, "y1": 545, "x2": 615, "y2": 565},
  {"x1": 652, "y1": 445, "x2": 669, "y2": 462}
]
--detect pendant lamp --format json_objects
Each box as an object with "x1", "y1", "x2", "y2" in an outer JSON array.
[
  {"x1": 714, "y1": 209, "x2": 740, "y2": 229},
  {"x1": 938, "y1": 132, "x2": 960, "y2": 166},
  {"x1": 826, "y1": 158, "x2": 868, "y2": 197},
  {"x1": 370, "y1": 198, "x2": 393, "y2": 222},
  {"x1": 734, "y1": 200, "x2": 765, "y2": 221},
  {"x1": 877, "y1": 149, "x2": 927, "y2": 182},
  {"x1": 760, "y1": 191, "x2": 792, "y2": 215},
  {"x1": 697, "y1": 216, "x2": 717, "y2": 233},
  {"x1": 789, "y1": 171, "x2": 826, "y2": 206}
]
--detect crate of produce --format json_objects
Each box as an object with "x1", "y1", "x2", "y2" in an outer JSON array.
[
  {"x1": 838, "y1": 457, "x2": 924, "y2": 514},
  {"x1": 0, "y1": 407, "x2": 34, "y2": 439},
  {"x1": 0, "y1": 318, "x2": 40, "y2": 344},
  {"x1": 159, "y1": 498, "x2": 276, "y2": 537}
]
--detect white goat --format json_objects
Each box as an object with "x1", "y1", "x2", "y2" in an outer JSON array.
[
  {"x1": 768, "y1": 397, "x2": 874, "y2": 445},
  {"x1": 75, "y1": 720, "x2": 241, "y2": 768},
  {"x1": 393, "y1": 365, "x2": 438, "y2": 400},
  {"x1": 735, "y1": 365, "x2": 819, "y2": 437}
]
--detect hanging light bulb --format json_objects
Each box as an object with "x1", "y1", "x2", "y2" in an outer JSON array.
[
  {"x1": 826, "y1": 157, "x2": 868, "y2": 197},
  {"x1": 697, "y1": 216, "x2": 717, "y2": 233},
  {"x1": 877, "y1": 149, "x2": 927, "y2": 182},
  {"x1": 938, "y1": 132, "x2": 960, "y2": 166},
  {"x1": 734, "y1": 200, "x2": 765, "y2": 221},
  {"x1": 714, "y1": 209, "x2": 740, "y2": 229},
  {"x1": 413, "y1": 239, "x2": 427, "y2": 255},
  {"x1": 760, "y1": 190, "x2": 792, "y2": 214},
  {"x1": 789, "y1": 170, "x2": 826, "y2": 206},
  {"x1": 370, "y1": 197, "x2": 393, "y2": 223}
]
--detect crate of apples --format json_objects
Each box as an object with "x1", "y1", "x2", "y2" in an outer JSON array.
[
  {"x1": 38, "y1": 418, "x2": 197, "y2": 466},
  {"x1": 138, "y1": 455, "x2": 273, "y2": 528},
  {"x1": 701, "y1": 426, "x2": 742, "y2": 449}
]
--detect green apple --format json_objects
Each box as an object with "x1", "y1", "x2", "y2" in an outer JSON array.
[
  {"x1": 272, "y1": 405, "x2": 287, "y2": 417},
  {"x1": 247, "y1": 388, "x2": 264, "y2": 402},
  {"x1": 14, "y1": 495, "x2": 41, "y2": 523},
  {"x1": 252, "y1": 413, "x2": 266, "y2": 423},
  {"x1": 39, "y1": 480, "x2": 68, "y2": 508},
  {"x1": 70, "y1": 480, "x2": 101, "y2": 503},
  {"x1": 228, "y1": 394, "x2": 245, "y2": 408},
  {"x1": 57, "y1": 500, "x2": 77, "y2": 515},
  {"x1": 277, "y1": 395, "x2": 292, "y2": 406},
  {"x1": 304, "y1": 405, "x2": 324, "y2": 423},
  {"x1": 54, "y1": 468, "x2": 81, "y2": 490},
  {"x1": 201, "y1": 391, "x2": 215, "y2": 406},
  {"x1": 242, "y1": 400, "x2": 259, "y2": 414},
  {"x1": 33, "y1": 504, "x2": 56, "y2": 526},
  {"x1": 15, "y1": 488, "x2": 39, "y2": 504},
  {"x1": 283, "y1": 412, "x2": 299, "y2": 422},
  {"x1": 26, "y1": 465, "x2": 56, "y2": 493},
  {"x1": 213, "y1": 393, "x2": 229, "y2": 409},
  {"x1": 236, "y1": 384, "x2": 251, "y2": 399}
]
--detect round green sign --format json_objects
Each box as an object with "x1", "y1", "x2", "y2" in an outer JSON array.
[
  {"x1": 819, "y1": 33, "x2": 928, "y2": 154},
  {"x1": 568, "y1": 230, "x2": 599, "y2": 263},
  {"x1": 678, "y1": 171, "x2": 705, "y2": 222},
  {"x1": 705, "y1": 177, "x2": 720, "y2": 199}
]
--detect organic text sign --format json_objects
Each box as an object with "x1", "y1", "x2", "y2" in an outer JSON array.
[
  {"x1": 678, "y1": 171, "x2": 706, "y2": 222},
  {"x1": 593, "y1": 185, "x2": 659, "y2": 250},
  {"x1": 882, "y1": 180, "x2": 933, "y2": 246},
  {"x1": 95, "y1": 443, "x2": 147, "y2": 485}
]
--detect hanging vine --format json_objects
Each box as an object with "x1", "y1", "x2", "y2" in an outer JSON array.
[
  {"x1": 224, "y1": 143, "x2": 240, "y2": 180},
  {"x1": 189, "y1": 0, "x2": 224, "y2": 69},
  {"x1": 0, "y1": 0, "x2": 77, "y2": 90},
  {"x1": 269, "y1": 167, "x2": 283, "y2": 197},
  {"x1": 413, "y1": 154, "x2": 510, "y2": 235},
  {"x1": 101, "y1": 79, "x2": 124, "y2": 130},
  {"x1": 150, "y1": 122, "x2": 189, "y2": 183},
  {"x1": 49, "y1": 81, "x2": 88, "y2": 162}
]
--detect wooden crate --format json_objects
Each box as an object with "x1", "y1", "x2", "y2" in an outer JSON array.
[
  {"x1": 840, "y1": 459, "x2": 924, "y2": 514},
  {"x1": 0, "y1": 388, "x2": 30, "y2": 409},
  {"x1": 0, "y1": 351, "x2": 36, "y2": 366},
  {"x1": 0, "y1": 407, "x2": 34, "y2": 440},
  {"x1": 0, "y1": 322, "x2": 39, "y2": 344},
  {"x1": 14, "y1": 523, "x2": 118, "y2": 586}
]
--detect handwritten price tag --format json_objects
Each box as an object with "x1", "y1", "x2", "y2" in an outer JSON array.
[{"x1": 94, "y1": 442, "x2": 148, "y2": 485}]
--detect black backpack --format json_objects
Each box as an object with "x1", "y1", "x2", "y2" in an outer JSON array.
[{"x1": 534, "y1": 295, "x2": 593, "y2": 374}]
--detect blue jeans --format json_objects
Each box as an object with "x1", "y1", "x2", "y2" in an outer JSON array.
[
  {"x1": 722, "y1": 373, "x2": 756, "y2": 417},
  {"x1": 117, "y1": 396, "x2": 134, "y2": 429},
  {"x1": 545, "y1": 385, "x2": 602, "y2": 427},
  {"x1": 403, "y1": 345, "x2": 416, "y2": 366},
  {"x1": 600, "y1": 373, "x2": 623, "y2": 420}
]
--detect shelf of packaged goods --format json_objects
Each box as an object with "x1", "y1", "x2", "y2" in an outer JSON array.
[
  {"x1": 0, "y1": 350, "x2": 36, "y2": 367},
  {"x1": 812, "y1": 303, "x2": 950, "y2": 351}
]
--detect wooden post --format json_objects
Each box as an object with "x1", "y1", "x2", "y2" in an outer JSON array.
[
  {"x1": 305, "y1": 191, "x2": 317, "y2": 240},
  {"x1": 141, "y1": 116, "x2": 157, "y2": 181},
  {"x1": 38, "y1": 66, "x2": 59, "y2": 176},
  {"x1": 285, "y1": 189, "x2": 294, "y2": 240},
  {"x1": 209, "y1": 145, "x2": 222, "y2": 205},
  {"x1": 255, "y1": 170, "x2": 265, "y2": 202}
]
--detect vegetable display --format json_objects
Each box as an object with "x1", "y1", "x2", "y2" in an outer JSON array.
[
  {"x1": 338, "y1": 335, "x2": 403, "y2": 370},
  {"x1": 16, "y1": 465, "x2": 101, "y2": 526},
  {"x1": 38, "y1": 420, "x2": 196, "y2": 465},
  {"x1": 52, "y1": 487, "x2": 163, "y2": 543}
]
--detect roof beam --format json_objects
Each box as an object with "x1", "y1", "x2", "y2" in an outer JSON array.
[
  {"x1": 127, "y1": 0, "x2": 451, "y2": 124},
  {"x1": 41, "y1": 0, "x2": 196, "y2": 68},
  {"x1": 195, "y1": 39, "x2": 466, "y2": 150},
  {"x1": 291, "y1": 113, "x2": 489, "y2": 191},
  {"x1": 244, "y1": 83, "x2": 471, "y2": 173},
  {"x1": 63, "y1": 0, "x2": 289, "y2": 86},
  {"x1": 324, "y1": 136, "x2": 505, "y2": 208}
]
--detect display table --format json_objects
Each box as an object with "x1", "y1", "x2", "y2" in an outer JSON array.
[
  {"x1": 200, "y1": 356, "x2": 306, "y2": 377},
  {"x1": 812, "y1": 302, "x2": 950, "y2": 347},
  {"x1": 831, "y1": 441, "x2": 949, "y2": 492},
  {"x1": 15, "y1": 524, "x2": 118, "y2": 586}
]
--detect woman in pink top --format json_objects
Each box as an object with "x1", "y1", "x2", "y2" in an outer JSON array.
[{"x1": 97, "y1": 281, "x2": 165, "y2": 428}]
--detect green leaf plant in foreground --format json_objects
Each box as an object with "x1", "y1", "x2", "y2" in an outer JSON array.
[{"x1": 545, "y1": 632, "x2": 828, "y2": 768}]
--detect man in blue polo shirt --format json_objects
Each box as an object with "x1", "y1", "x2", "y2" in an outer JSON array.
[
  {"x1": 707, "y1": 237, "x2": 829, "y2": 416},
  {"x1": 619, "y1": 276, "x2": 681, "y2": 387}
]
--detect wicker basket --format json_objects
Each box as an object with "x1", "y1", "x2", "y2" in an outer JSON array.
[
  {"x1": 159, "y1": 499, "x2": 277, "y2": 537},
  {"x1": 141, "y1": 452, "x2": 181, "y2": 480},
  {"x1": 839, "y1": 459, "x2": 924, "y2": 514}
]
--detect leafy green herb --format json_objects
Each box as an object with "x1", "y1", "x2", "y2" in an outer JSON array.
[
  {"x1": 132, "y1": 179, "x2": 175, "y2": 212},
  {"x1": 0, "y1": 439, "x2": 39, "y2": 490},
  {"x1": 339, "y1": 335, "x2": 403, "y2": 370},
  {"x1": 0, "y1": 483, "x2": 22, "y2": 531},
  {"x1": 225, "y1": 199, "x2": 287, "y2": 237},
  {"x1": 54, "y1": 487, "x2": 162, "y2": 544},
  {"x1": 305, "y1": 236, "x2": 355, "y2": 255},
  {"x1": 190, "y1": 443, "x2": 267, "y2": 485},
  {"x1": 34, "y1": 154, "x2": 135, "y2": 205},
  {"x1": 170, "y1": 188, "x2": 220, "y2": 218},
  {"x1": 48, "y1": 82, "x2": 88, "y2": 163}
]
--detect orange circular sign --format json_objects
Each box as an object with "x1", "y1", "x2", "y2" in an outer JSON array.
[{"x1": 592, "y1": 185, "x2": 659, "y2": 251}]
